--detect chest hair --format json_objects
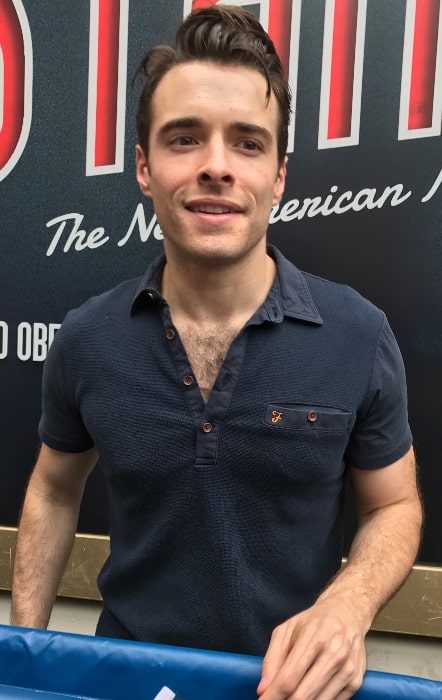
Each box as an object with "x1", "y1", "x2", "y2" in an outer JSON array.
[{"x1": 178, "y1": 323, "x2": 240, "y2": 403}]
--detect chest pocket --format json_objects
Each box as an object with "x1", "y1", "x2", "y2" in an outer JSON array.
[
  {"x1": 261, "y1": 403, "x2": 353, "y2": 481},
  {"x1": 264, "y1": 403, "x2": 352, "y2": 431}
]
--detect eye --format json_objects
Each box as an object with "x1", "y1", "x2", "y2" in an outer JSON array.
[
  {"x1": 238, "y1": 139, "x2": 263, "y2": 153},
  {"x1": 170, "y1": 134, "x2": 197, "y2": 147}
]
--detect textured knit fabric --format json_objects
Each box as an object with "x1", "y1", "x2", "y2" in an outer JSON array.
[{"x1": 39, "y1": 246, "x2": 412, "y2": 655}]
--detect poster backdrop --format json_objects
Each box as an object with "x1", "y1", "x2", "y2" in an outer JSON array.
[{"x1": 1, "y1": 0, "x2": 441, "y2": 564}]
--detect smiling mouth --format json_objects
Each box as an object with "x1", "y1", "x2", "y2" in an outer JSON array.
[{"x1": 187, "y1": 204, "x2": 240, "y2": 214}]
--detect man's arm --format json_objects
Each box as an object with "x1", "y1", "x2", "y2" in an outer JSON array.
[
  {"x1": 257, "y1": 446, "x2": 422, "y2": 700},
  {"x1": 10, "y1": 443, "x2": 98, "y2": 629}
]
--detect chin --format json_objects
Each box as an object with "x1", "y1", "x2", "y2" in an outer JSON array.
[{"x1": 187, "y1": 245, "x2": 254, "y2": 267}]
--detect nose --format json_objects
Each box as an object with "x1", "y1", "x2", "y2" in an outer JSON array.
[{"x1": 197, "y1": 137, "x2": 234, "y2": 186}]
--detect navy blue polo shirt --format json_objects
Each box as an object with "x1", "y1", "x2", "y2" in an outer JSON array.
[{"x1": 39, "y1": 246, "x2": 412, "y2": 655}]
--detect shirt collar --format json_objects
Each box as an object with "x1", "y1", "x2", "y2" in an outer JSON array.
[
  {"x1": 130, "y1": 245, "x2": 323, "y2": 326},
  {"x1": 265, "y1": 245, "x2": 323, "y2": 325},
  {"x1": 130, "y1": 253, "x2": 166, "y2": 312}
]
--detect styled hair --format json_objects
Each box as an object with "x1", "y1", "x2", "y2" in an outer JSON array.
[{"x1": 135, "y1": 5, "x2": 291, "y2": 165}]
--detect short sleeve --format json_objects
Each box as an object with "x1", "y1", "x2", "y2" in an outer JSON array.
[
  {"x1": 345, "y1": 315, "x2": 413, "y2": 469},
  {"x1": 38, "y1": 320, "x2": 94, "y2": 453}
]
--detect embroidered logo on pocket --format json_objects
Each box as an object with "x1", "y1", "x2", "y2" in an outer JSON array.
[{"x1": 271, "y1": 410, "x2": 283, "y2": 423}]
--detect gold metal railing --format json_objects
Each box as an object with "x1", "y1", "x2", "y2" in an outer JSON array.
[{"x1": 1, "y1": 527, "x2": 440, "y2": 638}]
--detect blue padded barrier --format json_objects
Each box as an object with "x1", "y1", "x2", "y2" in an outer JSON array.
[
  {"x1": 0, "y1": 625, "x2": 441, "y2": 699},
  {"x1": 0, "y1": 685, "x2": 96, "y2": 699}
]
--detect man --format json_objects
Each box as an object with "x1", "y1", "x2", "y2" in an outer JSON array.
[{"x1": 11, "y1": 6, "x2": 422, "y2": 700}]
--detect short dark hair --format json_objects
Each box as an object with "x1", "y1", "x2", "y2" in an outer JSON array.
[{"x1": 135, "y1": 5, "x2": 291, "y2": 165}]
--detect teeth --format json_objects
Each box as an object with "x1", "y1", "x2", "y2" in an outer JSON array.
[{"x1": 190, "y1": 205, "x2": 233, "y2": 214}]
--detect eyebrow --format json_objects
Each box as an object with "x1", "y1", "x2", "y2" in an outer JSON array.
[
  {"x1": 157, "y1": 117, "x2": 274, "y2": 144},
  {"x1": 232, "y1": 121, "x2": 273, "y2": 145},
  {"x1": 157, "y1": 117, "x2": 203, "y2": 140}
]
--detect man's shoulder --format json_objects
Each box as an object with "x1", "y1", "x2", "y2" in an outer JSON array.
[
  {"x1": 293, "y1": 267, "x2": 387, "y2": 348},
  {"x1": 301, "y1": 269, "x2": 384, "y2": 326},
  {"x1": 69, "y1": 276, "x2": 142, "y2": 320},
  {"x1": 272, "y1": 246, "x2": 384, "y2": 329},
  {"x1": 302, "y1": 269, "x2": 378, "y2": 305},
  {"x1": 58, "y1": 276, "x2": 144, "y2": 341}
]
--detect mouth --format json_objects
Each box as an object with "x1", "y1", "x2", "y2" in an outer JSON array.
[
  {"x1": 185, "y1": 200, "x2": 243, "y2": 215},
  {"x1": 188, "y1": 205, "x2": 234, "y2": 214}
]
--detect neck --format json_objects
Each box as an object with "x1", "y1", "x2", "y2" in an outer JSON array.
[{"x1": 161, "y1": 249, "x2": 276, "y2": 325}]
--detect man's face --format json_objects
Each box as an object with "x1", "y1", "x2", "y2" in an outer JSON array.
[{"x1": 136, "y1": 60, "x2": 286, "y2": 267}]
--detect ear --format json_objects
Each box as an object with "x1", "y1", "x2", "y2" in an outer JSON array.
[
  {"x1": 135, "y1": 144, "x2": 152, "y2": 197},
  {"x1": 272, "y1": 155, "x2": 288, "y2": 206}
]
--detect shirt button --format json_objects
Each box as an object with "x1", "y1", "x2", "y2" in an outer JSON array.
[
  {"x1": 202, "y1": 422, "x2": 213, "y2": 433},
  {"x1": 183, "y1": 375, "x2": 194, "y2": 386},
  {"x1": 166, "y1": 329, "x2": 176, "y2": 340},
  {"x1": 307, "y1": 410, "x2": 318, "y2": 422}
]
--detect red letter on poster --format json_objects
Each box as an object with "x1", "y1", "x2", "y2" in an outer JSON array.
[
  {"x1": 327, "y1": 0, "x2": 358, "y2": 138},
  {"x1": 408, "y1": 0, "x2": 440, "y2": 129},
  {"x1": 0, "y1": 0, "x2": 32, "y2": 181},
  {"x1": 318, "y1": 0, "x2": 367, "y2": 148},
  {"x1": 86, "y1": 0, "x2": 128, "y2": 175},
  {"x1": 268, "y1": 0, "x2": 292, "y2": 79}
]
